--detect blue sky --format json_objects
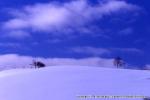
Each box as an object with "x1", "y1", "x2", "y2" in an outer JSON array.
[{"x1": 0, "y1": 0, "x2": 149, "y2": 68}]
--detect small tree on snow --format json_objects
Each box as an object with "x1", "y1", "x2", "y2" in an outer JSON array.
[
  {"x1": 32, "y1": 60, "x2": 46, "y2": 68},
  {"x1": 113, "y1": 57, "x2": 125, "y2": 68}
]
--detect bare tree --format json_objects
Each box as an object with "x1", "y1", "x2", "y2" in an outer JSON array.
[
  {"x1": 32, "y1": 60, "x2": 46, "y2": 68},
  {"x1": 113, "y1": 57, "x2": 125, "y2": 68}
]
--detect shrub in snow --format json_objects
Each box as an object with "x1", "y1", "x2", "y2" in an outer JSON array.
[{"x1": 32, "y1": 61, "x2": 46, "y2": 68}]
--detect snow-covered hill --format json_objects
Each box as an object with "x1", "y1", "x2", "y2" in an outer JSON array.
[{"x1": 0, "y1": 66, "x2": 150, "y2": 100}]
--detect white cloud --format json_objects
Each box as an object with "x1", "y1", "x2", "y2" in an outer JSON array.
[
  {"x1": 72, "y1": 46, "x2": 110, "y2": 56},
  {"x1": 71, "y1": 46, "x2": 142, "y2": 56},
  {"x1": 0, "y1": 43, "x2": 20, "y2": 48},
  {"x1": 113, "y1": 48, "x2": 142, "y2": 53},
  {"x1": 143, "y1": 65, "x2": 150, "y2": 70},
  {"x1": 3, "y1": 30, "x2": 30, "y2": 39},
  {"x1": 99, "y1": 0, "x2": 139, "y2": 14},
  {"x1": 2, "y1": 0, "x2": 140, "y2": 38},
  {"x1": 0, "y1": 54, "x2": 114, "y2": 70},
  {"x1": 118, "y1": 27, "x2": 133, "y2": 35}
]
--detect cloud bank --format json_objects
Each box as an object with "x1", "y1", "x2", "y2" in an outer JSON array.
[
  {"x1": 2, "y1": 0, "x2": 139, "y2": 39},
  {"x1": 72, "y1": 46, "x2": 111, "y2": 56},
  {"x1": 71, "y1": 46, "x2": 142, "y2": 56},
  {"x1": 0, "y1": 54, "x2": 114, "y2": 70}
]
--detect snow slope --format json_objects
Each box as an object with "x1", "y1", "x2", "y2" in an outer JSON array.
[{"x1": 0, "y1": 66, "x2": 150, "y2": 100}]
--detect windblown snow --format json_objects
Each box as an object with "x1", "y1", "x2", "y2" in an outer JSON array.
[{"x1": 0, "y1": 66, "x2": 150, "y2": 100}]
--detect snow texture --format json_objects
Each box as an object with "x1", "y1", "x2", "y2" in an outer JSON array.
[{"x1": 0, "y1": 66, "x2": 150, "y2": 100}]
